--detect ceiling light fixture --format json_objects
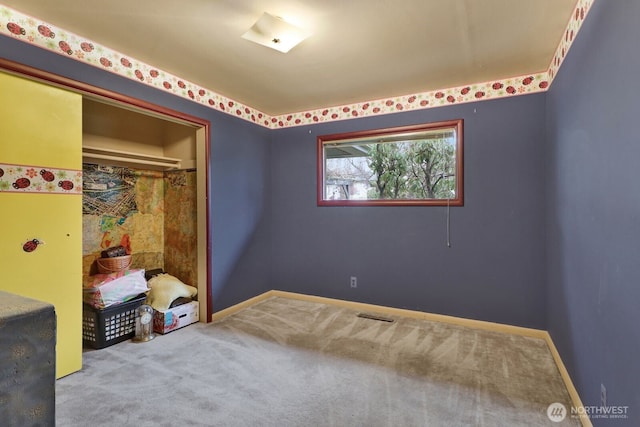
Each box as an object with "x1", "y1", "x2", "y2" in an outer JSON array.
[{"x1": 242, "y1": 12, "x2": 309, "y2": 53}]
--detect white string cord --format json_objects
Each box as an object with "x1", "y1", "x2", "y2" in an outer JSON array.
[
  {"x1": 447, "y1": 197, "x2": 451, "y2": 247},
  {"x1": 442, "y1": 138, "x2": 452, "y2": 248}
]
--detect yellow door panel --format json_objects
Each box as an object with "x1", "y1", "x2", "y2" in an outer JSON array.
[
  {"x1": 0, "y1": 71, "x2": 82, "y2": 378},
  {"x1": 0, "y1": 72, "x2": 81, "y2": 170},
  {"x1": 0, "y1": 193, "x2": 82, "y2": 378}
]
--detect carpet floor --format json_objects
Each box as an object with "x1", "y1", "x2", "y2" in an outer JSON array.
[{"x1": 56, "y1": 296, "x2": 580, "y2": 426}]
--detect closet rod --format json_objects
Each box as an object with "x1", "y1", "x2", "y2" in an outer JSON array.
[
  {"x1": 82, "y1": 153, "x2": 181, "y2": 169},
  {"x1": 82, "y1": 145, "x2": 182, "y2": 169}
]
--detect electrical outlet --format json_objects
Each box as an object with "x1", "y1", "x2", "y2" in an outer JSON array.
[
  {"x1": 350, "y1": 276, "x2": 357, "y2": 288},
  {"x1": 601, "y1": 383, "x2": 607, "y2": 408}
]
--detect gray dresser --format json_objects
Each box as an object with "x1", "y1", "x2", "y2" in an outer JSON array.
[{"x1": 0, "y1": 290, "x2": 56, "y2": 426}]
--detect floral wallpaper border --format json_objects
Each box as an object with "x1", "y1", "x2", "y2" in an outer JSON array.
[
  {"x1": 0, "y1": 0, "x2": 593, "y2": 129},
  {"x1": 0, "y1": 163, "x2": 82, "y2": 195}
]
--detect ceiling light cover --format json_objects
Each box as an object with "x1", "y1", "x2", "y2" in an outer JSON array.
[{"x1": 242, "y1": 12, "x2": 308, "y2": 53}]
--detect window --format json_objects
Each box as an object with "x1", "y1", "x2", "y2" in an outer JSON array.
[{"x1": 317, "y1": 119, "x2": 463, "y2": 206}]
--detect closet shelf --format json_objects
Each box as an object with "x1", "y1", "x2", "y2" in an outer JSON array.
[{"x1": 82, "y1": 145, "x2": 182, "y2": 170}]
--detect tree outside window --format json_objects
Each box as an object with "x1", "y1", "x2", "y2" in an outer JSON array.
[{"x1": 318, "y1": 120, "x2": 463, "y2": 206}]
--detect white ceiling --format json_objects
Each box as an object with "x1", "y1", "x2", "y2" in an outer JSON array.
[{"x1": 2, "y1": 0, "x2": 578, "y2": 116}]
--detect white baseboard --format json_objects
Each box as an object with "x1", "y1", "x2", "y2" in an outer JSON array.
[{"x1": 210, "y1": 291, "x2": 273, "y2": 321}]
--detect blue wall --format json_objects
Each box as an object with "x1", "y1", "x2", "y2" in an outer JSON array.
[
  {"x1": 0, "y1": 35, "x2": 272, "y2": 311},
  {"x1": 271, "y1": 95, "x2": 548, "y2": 329},
  {"x1": 546, "y1": 0, "x2": 640, "y2": 424},
  {"x1": 1, "y1": 35, "x2": 549, "y2": 330}
]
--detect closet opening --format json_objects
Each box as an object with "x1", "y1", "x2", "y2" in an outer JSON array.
[
  {"x1": 81, "y1": 97, "x2": 210, "y2": 323},
  {"x1": 0, "y1": 58, "x2": 212, "y2": 323}
]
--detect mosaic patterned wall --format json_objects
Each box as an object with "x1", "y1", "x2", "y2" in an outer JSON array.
[
  {"x1": 164, "y1": 170, "x2": 198, "y2": 288},
  {"x1": 81, "y1": 164, "x2": 198, "y2": 285},
  {"x1": 82, "y1": 164, "x2": 165, "y2": 279}
]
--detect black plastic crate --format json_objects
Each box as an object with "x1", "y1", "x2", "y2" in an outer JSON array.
[{"x1": 82, "y1": 294, "x2": 147, "y2": 349}]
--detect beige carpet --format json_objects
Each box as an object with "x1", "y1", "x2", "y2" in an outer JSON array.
[{"x1": 57, "y1": 296, "x2": 579, "y2": 426}]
